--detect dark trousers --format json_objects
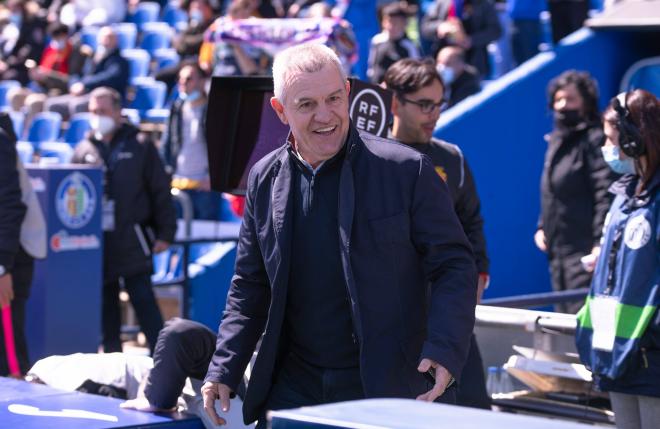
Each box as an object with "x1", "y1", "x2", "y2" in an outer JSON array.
[
  {"x1": 102, "y1": 272, "x2": 164, "y2": 354},
  {"x1": 256, "y1": 353, "x2": 365, "y2": 429},
  {"x1": 0, "y1": 247, "x2": 33, "y2": 376},
  {"x1": 144, "y1": 318, "x2": 217, "y2": 409},
  {"x1": 456, "y1": 334, "x2": 490, "y2": 409},
  {"x1": 549, "y1": 251, "x2": 591, "y2": 314},
  {"x1": 548, "y1": 0, "x2": 589, "y2": 43}
]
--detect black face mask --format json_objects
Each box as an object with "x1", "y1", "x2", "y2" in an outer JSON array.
[{"x1": 554, "y1": 109, "x2": 583, "y2": 129}]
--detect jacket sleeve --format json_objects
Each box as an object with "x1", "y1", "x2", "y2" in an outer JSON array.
[
  {"x1": 585, "y1": 130, "x2": 618, "y2": 247},
  {"x1": 81, "y1": 55, "x2": 129, "y2": 92},
  {"x1": 204, "y1": 167, "x2": 270, "y2": 390},
  {"x1": 0, "y1": 131, "x2": 27, "y2": 269},
  {"x1": 412, "y1": 155, "x2": 477, "y2": 381},
  {"x1": 421, "y1": 2, "x2": 446, "y2": 41},
  {"x1": 455, "y1": 156, "x2": 489, "y2": 273},
  {"x1": 142, "y1": 140, "x2": 177, "y2": 243}
]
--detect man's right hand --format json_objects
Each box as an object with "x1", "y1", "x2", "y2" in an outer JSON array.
[
  {"x1": 0, "y1": 273, "x2": 14, "y2": 309},
  {"x1": 534, "y1": 229, "x2": 547, "y2": 252},
  {"x1": 201, "y1": 381, "x2": 232, "y2": 426}
]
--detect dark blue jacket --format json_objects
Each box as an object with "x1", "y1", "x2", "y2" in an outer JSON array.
[
  {"x1": 205, "y1": 125, "x2": 478, "y2": 424},
  {"x1": 576, "y1": 171, "x2": 660, "y2": 398},
  {"x1": 80, "y1": 48, "x2": 130, "y2": 97}
]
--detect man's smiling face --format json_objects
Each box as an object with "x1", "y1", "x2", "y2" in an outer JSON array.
[{"x1": 270, "y1": 64, "x2": 350, "y2": 167}]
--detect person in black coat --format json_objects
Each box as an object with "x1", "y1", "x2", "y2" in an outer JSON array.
[
  {"x1": 72, "y1": 87, "x2": 177, "y2": 354},
  {"x1": 421, "y1": 0, "x2": 501, "y2": 78},
  {"x1": 436, "y1": 46, "x2": 481, "y2": 108},
  {"x1": 0, "y1": 0, "x2": 47, "y2": 85},
  {"x1": 535, "y1": 70, "x2": 619, "y2": 314},
  {"x1": 201, "y1": 44, "x2": 477, "y2": 428}
]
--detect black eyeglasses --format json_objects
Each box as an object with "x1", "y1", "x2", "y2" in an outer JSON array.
[{"x1": 399, "y1": 96, "x2": 446, "y2": 114}]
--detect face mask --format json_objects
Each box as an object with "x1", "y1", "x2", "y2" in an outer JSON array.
[
  {"x1": 554, "y1": 109, "x2": 582, "y2": 128},
  {"x1": 95, "y1": 45, "x2": 107, "y2": 59},
  {"x1": 601, "y1": 145, "x2": 636, "y2": 175},
  {"x1": 437, "y1": 65, "x2": 455, "y2": 86},
  {"x1": 90, "y1": 114, "x2": 116, "y2": 137},
  {"x1": 180, "y1": 90, "x2": 201, "y2": 103},
  {"x1": 50, "y1": 39, "x2": 66, "y2": 50},
  {"x1": 189, "y1": 10, "x2": 204, "y2": 25}
]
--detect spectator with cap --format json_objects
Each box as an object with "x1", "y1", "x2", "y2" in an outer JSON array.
[
  {"x1": 435, "y1": 45, "x2": 481, "y2": 108},
  {"x1": 367, "y1": 1, "x2": 420, "y2": 85}
]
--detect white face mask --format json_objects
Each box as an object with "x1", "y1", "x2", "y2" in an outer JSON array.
[
  {"x1": 437, "y1": 64, "x2": 456, "y2": 86},
  {"x1": 90, "y1": 114, "x2": 116, "y2": 137}
]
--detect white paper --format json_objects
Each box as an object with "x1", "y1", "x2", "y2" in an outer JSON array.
[{"x1": 590, "y1": 296, "x2": 618, "y2": 352}]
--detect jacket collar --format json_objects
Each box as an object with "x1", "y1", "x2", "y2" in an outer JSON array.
[{"x1": 610, "y1": 170, "x2": 660, "y2": 209}]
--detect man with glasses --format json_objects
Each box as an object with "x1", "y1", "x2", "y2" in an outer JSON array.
[{"x1": 384, "y1": 58, "x2": 491, "y2": 410}]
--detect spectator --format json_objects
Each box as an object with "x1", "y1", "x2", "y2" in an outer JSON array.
[
  {"x1": 28, "y1": 22, "x2": 87, "y2": 95},
  {"x1": 58, "y1": 0, "x2": 126, "y2": 28},
  {"x1": 161, "y1": 63, "x2": 222, "y2": 220},
  {"x1": 0, "y1": 0, "x2": 47, "y2": 85},
  {"x1": 71, "y1": 87, "x2": 176, "y2": 354},
  {"x1": 507, "y1": 0, "x2": 543, "y2": 65},
  {"x1": 367, "y1": 1, "x2": 420, "y2": 84},
  {"x1": 45, "y1": 26, "x2": 129, "y2": 120},
  {"x1": 199, "y1": 0, "x2": 268, "y2": 77},
  {"x1": 575, "y1": 90, "x2": 660, "y2": 429},
  {"x1": 421, "y1": 0, "x2": 501, "y2": 78},
  {"x1": 547, "y1": 0, "x2": 588, "y2": 44},
  {"x1": 535, "y1": 70, "x2": 618, "y2": 314},
  {"x1": 435, "y1": 45, "x2": 481, "y2": 108},
  {"x1": 0, "y1": 112, "x2": 46, "y2": 377},
  {"x1": 155, "y1": 0, "x2": 219, "y2": 91},
  {"x1": 384, "y1": 57, "x2": 490, "y2": 410}
]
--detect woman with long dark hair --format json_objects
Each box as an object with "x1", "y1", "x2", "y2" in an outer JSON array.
[{"x1": 576, "y1": 89, "x2": 660, "y2": 429}]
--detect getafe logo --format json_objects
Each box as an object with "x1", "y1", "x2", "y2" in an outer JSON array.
[
  {"x1": 55, "y1": 172, "x2": 96, "y2": 229},
  {"x1": 624, "y1": 215, "x2": 651, "y2": 250}
]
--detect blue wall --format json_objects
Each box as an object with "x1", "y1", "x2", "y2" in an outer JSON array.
[{"x1": 435, "y1": 28, "x2": 660, "y2": 299}]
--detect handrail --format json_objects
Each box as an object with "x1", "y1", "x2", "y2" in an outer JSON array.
[{"x1": 481, "y1": 288, "x2": 589, "y2": 309}]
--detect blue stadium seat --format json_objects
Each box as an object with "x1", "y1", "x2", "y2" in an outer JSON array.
[
  {"x1": 129, "y1": 80, "x2": 168, "y2": 120},
  {"x1": 39, "y1": 141, "x2": 74, "y2": 164},
  {"x1": 112, "y1": 23, "x2": 138, "y2": 50},
  {"x1": 25, "y1": 111, "x2": 62, "y2": 147},
  {"x1": 121, "y1": 48, "x2": 151, "y2": 84},
  {"x1": 63, "y1": 112, "x2": 92, "y2": 146},
  {"x1": 8, "y1": 111, "x2": 24, "y2": 139},
  {"x1": 122, "y1": 108, "x2": 142, "y2": 126},
  {"x1": 80, "y1": 26, "x2": 99, "y2": 50},
  {"x1": 0, "y1": 80, "x2": 21, "y2": 109},
  {"x1": 620, "y1": 56, "x2": 660, "y2": 99},
  {"x1": 153, "y1": 48, "x2": 180, "y2": 72},
  {"x1": 139, "y1": 24, "x2": 173, "y2": 55},
  {"x1": 16, "y1": 141, "x2": 34, "y2": 164},
  {"x1": 129, "y1": 1, "x2": 161, "y2": 30},
  {"x1": 162, "y1": 3, "x2": 188, "y2": 31}
]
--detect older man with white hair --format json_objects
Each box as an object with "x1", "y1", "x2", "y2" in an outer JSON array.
[{"x1": 201, "y1": 43, "x2": 477, "y2": 428}]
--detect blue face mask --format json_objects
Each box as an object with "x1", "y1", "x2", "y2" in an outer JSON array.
[
  {"x1": 10, "y1": 13, "x2": 22, "y2": 27},
  {"x1": 437, "y1": 64, "x2": 455, "y2": 86},
  {"x1": 189, "y1": 10, "x2": 204, "y2": 25},
  {"x1": 601, "y1": 145, "x2": 636, "y2": 175},
  {"x1": 180, "y1": 90, "x2": 201, "y2": 103}
]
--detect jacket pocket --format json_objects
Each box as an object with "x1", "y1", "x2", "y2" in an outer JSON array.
[{"x1": 369, "y1": 212, "x2": 410, "y2": 246}]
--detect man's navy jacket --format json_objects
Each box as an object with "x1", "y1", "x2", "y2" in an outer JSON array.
[{"x1": 205, "y1": 125, "x2": 478, "y2": 424}]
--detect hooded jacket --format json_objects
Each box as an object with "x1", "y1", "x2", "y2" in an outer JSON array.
[{"x1": 576, "y1": 171, "x2": 660, "y2": 398}]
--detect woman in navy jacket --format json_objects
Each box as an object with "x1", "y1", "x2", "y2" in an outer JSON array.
[{"x1": 576, "y1": 89, "x2": 660, "y2": 429}]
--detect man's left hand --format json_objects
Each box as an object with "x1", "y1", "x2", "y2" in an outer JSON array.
[
  {"x1": 70, "y1": 82, "x2": 85, "y2": 96},
  {"x1": 152, "y1": 240, "x2": 170, "y2": 254},
  {"x1": 416, "y1": 359, "x2": 453, "y2": 402}
]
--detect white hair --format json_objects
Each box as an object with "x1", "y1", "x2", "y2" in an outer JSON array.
[{"x1": 272, "y1": 43, "x2": 347, "y2": 102}]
